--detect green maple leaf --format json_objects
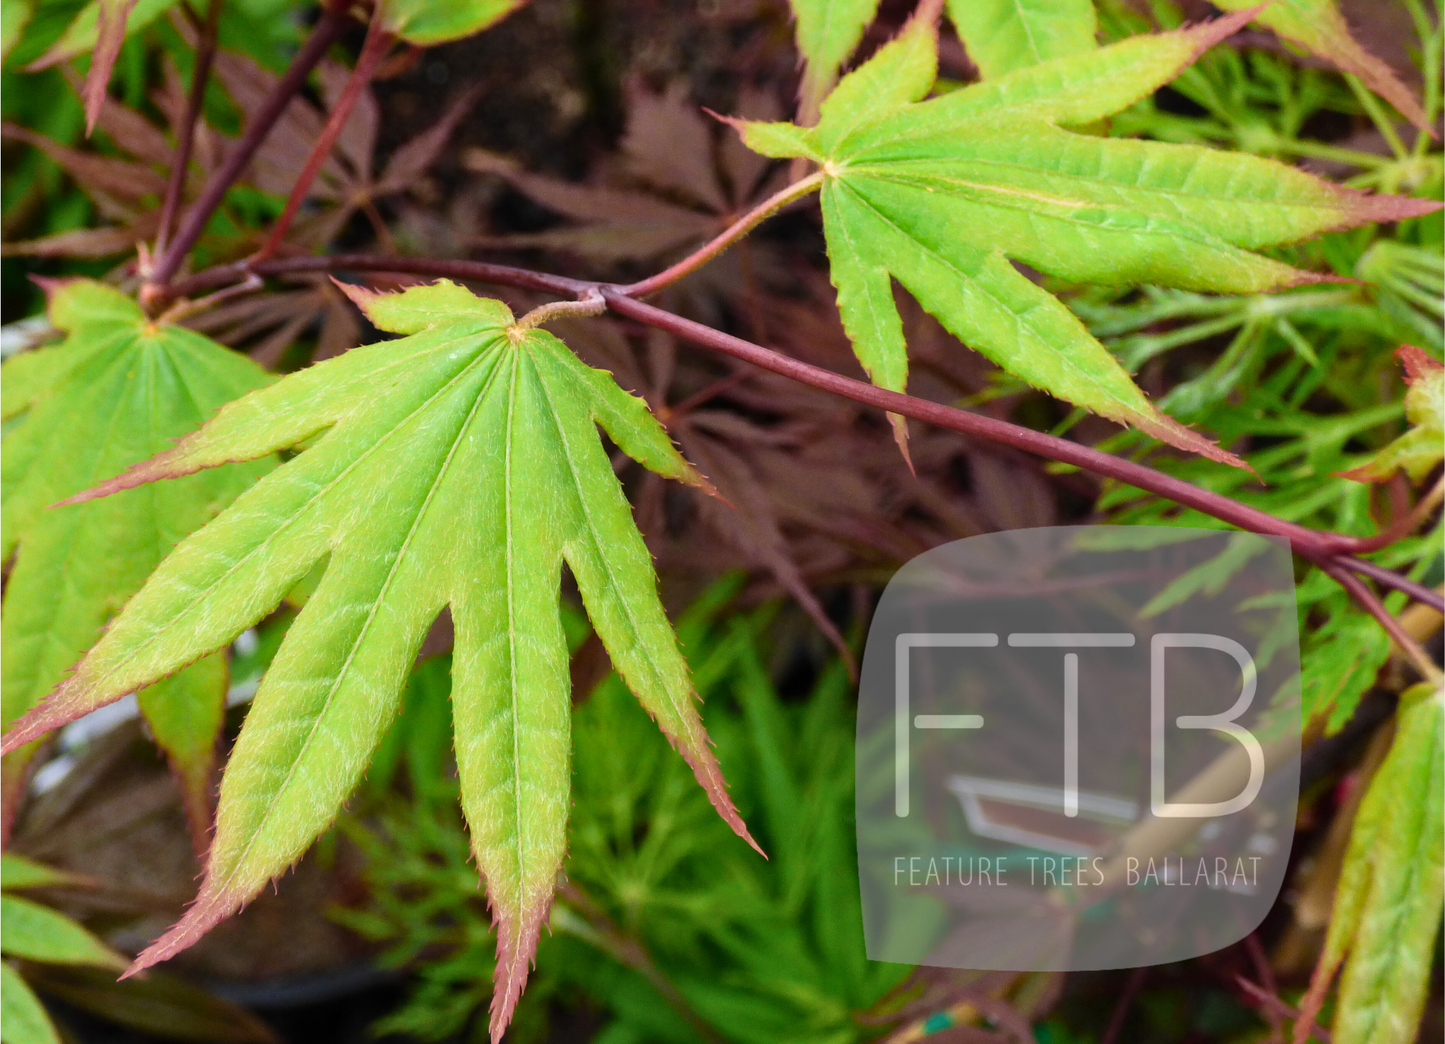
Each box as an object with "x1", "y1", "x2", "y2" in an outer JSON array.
[
  {"x1": 946, "y1": 0, "x2": 1096, "y2": 80},
  {"x1": 732, "y1": 8, "x2": 1440, "y2": 464},
  {"x1": 1340, "y1": 346, "x2": 1444, "y2": 484},
  {"x1": 1, "y1": 279, "x2": 272, "y2": 842},
  {"x1": 0, "y1": 280, "x2": 758, "y2": 1041},
  {"x1": 1298, "y1": 682, "x2": 1443, "y2": 1044}
]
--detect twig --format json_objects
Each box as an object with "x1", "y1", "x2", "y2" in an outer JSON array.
[
  {"x1": 1235, "y1": 975, "x2": 1332, "y2": 1043},
  {"x1": 154, "y1": 0, "x2": 222, "y2": 259},
  {"x1": 145, "y1": 250, "x2": 1438, "y2": 625},
  {"x1": 616, "y1": 170, "x2": 825, "y2": 298},
  {"x1": 1347, "y1": 474, "x2": 1445, "y2": 555},
  {"x1": 252, "y1": 10, "x2": 393, "y2": 262},
  {"x1": 1324, "y1": 563, "x2": 1444, "y2": 684},
  {"x1": 143, "y1": 2, "x2": 351, "y2": 295},
  {"x1": 1339, "y1": 555, "x2": 1445, "y2": 612}
]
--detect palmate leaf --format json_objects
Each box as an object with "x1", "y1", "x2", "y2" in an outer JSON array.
[
  {"x1": 1, "y1": 280, "x2": 272, "y2": 844},
  {"x1": 733, "y1": 8, "x2": 1440, "y2": 464},
  {"x1": 0, "y1": 280, "x2": 758, "y2": 1042}
]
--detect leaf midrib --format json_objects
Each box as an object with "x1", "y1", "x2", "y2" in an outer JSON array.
[
  {"x1": 89, "y1": 329, "x2": 496, "y2": 690},
  {"x1": 218, "y1": 344, "x2": 507, "y2": 889}
]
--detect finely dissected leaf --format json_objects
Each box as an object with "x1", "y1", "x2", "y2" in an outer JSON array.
[
  {"x1": 0, "y1": 895, "x2": 125, "y2": 969},
  {"x1": 1302, "y1": 611, "x2": 1391, "y2": 734},
  {"x1": 1295, "y1": 683, "x2": 1444, "y2": 1044},
  {"x1": 381, "y1": 0, "x2": 527, "y2": 46},
  {"x1": 0, "y1": 961, "x2": 58, "y2": 1044},
  {"x1": 1, "y1": 279, "x2": 273, "y2": 842},
  {"x1": 946, "y1": 0, "x2": 1096, "y2": 80},
  {"x1": 0, "y1": 855, "x2": 88, "y2": 892},
  {"x1": 0, "y1": 280, "x2": 757, "y2": 1042},
  {"x1": 790, "y1": 0, "x2": 882, "y2": 117},
  {"x1": 1340, "y1": 346, "x2": 1444, "y2": 483},
  {"x1": 734, "y1": 8, "x2": 1441, "y2": 464},
  {"x1": 1212, "y1": 0, "x2": 1430, "y2": 133}
]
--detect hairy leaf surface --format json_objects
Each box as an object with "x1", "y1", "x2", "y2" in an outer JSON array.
[
  {"x1": 1213, "y1": 0, "x2": 1430, "y2": 132},
  {"x1": 734, "y1": 9, "x2": 1439, "y2": 463},
  {"x1": 946, "y1": 0, "x2": 1096, "y2": 80},
  {"x1": 0, "y1": 280, "x2": 271, "y2": 841},
  {"x1": 790, "y1": 0, "x2": 881, "y2": 117},
  {"x1": 0, "y1": 280, "x2": 757, "y2": 1042}
]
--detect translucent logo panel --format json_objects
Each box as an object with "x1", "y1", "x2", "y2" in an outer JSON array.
[{"x1": 856, "y1": 527, "x2": 1301, "y2": 970}]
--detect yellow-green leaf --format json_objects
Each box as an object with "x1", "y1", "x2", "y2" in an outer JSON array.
[
  {"x1": 1, "y1": 279, "x2": 272, "y2": 842},
  {"x1": 946, "y1": 0, "x2": 1096, "y2": 79},
  {"x1": 1, "y1": 962, "x2": 58, "y2": 1044},
  {"x1": 0, "y1": 280, "x2": 758, "y2": 1043},
  {"x1": 380, "y1": 0, "x2": 527, "y2": 46},
  {"x1": 0, "y1": 896, "x2": 124, "y2": 969},
  {"x1": 732, "y1": 9, "x2": 1440, "y2": 464}
]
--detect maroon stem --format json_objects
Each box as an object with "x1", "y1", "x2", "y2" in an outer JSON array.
[
  {"x1": 155, "y1": 0, "x2": 221, "y2": 257},
  {"x1": 149, "y1": 252, "x2": 1442, "y2": 615},
  {"x1": 145, "y1": 2, "x2": 351, "y2": 292},
  {"x1": 252, "y1": 14, "x2": 392, "y2": 262},
  {"x1": 1322, "y1": 563, "x2": 1440, "y2": 680}
]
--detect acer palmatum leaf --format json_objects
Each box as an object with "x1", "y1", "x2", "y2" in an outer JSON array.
[
  {"x1": 1, "y1": 279, "x2": 271, "y2": 846},
  {"x1": 732, "y1": 7, "x2": 1441, "y2": 465},
  {"x1": 0, "y1": 280, "x2": 758, "y2": 1041}
]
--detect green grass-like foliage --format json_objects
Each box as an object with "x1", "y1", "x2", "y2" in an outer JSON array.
[
  {"x1": 347, "y1": 588, "x2": 912, "y2": 1044},
  {"x1": 733, "y1": 7, "x2": 1434, "y2": 463},
  {"x1": 0, "y1": 279, "x2": 759, "y2": 1039},
  {"x1": 1, "y1": 279, "x2": 272, "y2": 839}
]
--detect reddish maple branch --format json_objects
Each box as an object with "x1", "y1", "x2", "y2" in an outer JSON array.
[
  {"x1": 1322, "y1": 563, "x2": 1443, "y2": 683},
  {"x1": 616, "y1": 170, "x2": 825, "y2": 298},
  {"x1": 252, "y1": 11, "x2": 393, "y2": 262},
  {"x1": 151, "y1": 250, "x2": 1444, "y2": 616},
  {"x1": 143, "y1": 2, "x2": 351, "y2": 296},
  {"x1": 155, "y1": 0, "x2": 222, "y2": 258}
]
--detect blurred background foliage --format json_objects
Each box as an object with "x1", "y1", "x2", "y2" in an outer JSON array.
[{"x1": 0, "y1": 0, "x2": 1440, "y2": 1041}]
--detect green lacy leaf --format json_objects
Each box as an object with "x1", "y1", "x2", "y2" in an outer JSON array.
[
  {"x1": 733, "y1": 9, "x2": 1440, "y2": 463},
  {"x1": 0, "y1": 279, "x2": 272, "y2": 837},
  {"x1": 0, "y1": 280, "x2": 758, "y2": 1042}
]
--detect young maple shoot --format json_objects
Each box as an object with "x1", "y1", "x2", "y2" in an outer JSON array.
[
  {"x1": 733, "y1": 7, "x2": 1437, "y2": 462},
  {"x1": 0, "y1": 279, "x2": 758, "y2": 1037}
]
